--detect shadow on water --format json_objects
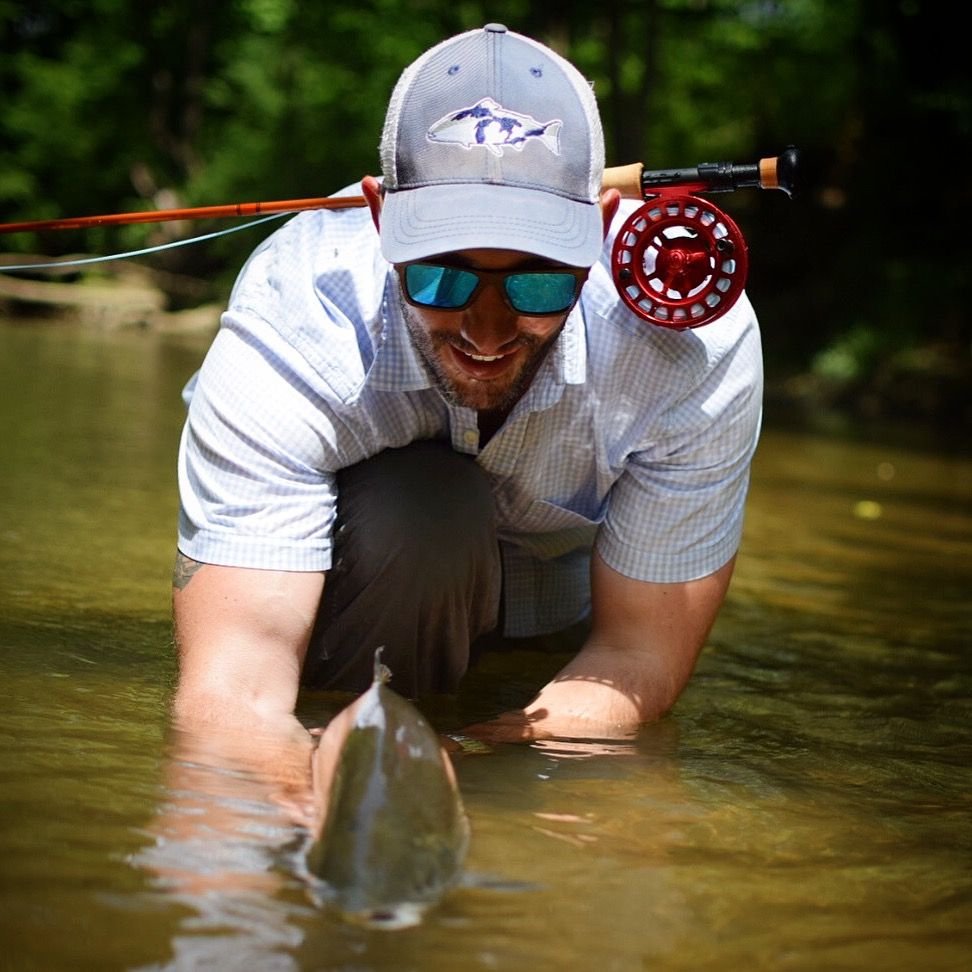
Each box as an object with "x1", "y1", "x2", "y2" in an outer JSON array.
[{"x1": 0, "y1": 321, "x2": 970, "y2": 970}]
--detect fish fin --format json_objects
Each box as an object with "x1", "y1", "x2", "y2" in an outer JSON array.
[{"x1": 372, "y1": 646, "x2": 392, "y2": 684}]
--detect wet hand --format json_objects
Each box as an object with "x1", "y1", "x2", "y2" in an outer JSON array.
[
  {"x1": 170, "y1": 711, "x2": 317, "y2": 827},
  {"x1": 463, "y1": 709, "x2": 637, "y2": 755},
  {"x1": 461, "y1": 709, "x2": 543, "y2": 744},
  {"x1": 439, "y1": 732, "x2": 493, "y2": 756}
]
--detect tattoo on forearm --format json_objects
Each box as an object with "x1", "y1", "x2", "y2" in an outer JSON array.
[{"x1": 173, "y1": 552, "x2": 204, "y2": 591}]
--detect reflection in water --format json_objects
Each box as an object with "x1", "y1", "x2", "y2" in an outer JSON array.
[
  {"x1": 0, "y1": 322, "x2": 970, "y2": 969},
  {"x1": 135, "y1": 735, "x2": 312, "y2": 971}
]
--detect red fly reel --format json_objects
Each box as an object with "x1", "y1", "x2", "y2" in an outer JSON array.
[{"x1": 611, "y1": 192, "x2": 749, "y2": 329}]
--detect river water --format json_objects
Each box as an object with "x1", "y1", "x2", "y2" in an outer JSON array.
[{"x1": 0, "y1": 319, "x2": 969, "y2": 971}]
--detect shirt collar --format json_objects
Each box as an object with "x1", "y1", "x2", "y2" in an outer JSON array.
[
  {"x1": 558, "y1": 300, "x2": 588, "y2": 386},
  {"x1": 367, "y1": 274, "x2": 434, "y2": 392}
]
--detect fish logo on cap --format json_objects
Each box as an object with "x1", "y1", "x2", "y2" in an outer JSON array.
[{"x1": 427, "y1": 98, "x2": 561, "y2": 158}]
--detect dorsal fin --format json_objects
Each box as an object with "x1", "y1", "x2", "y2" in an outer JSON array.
[{"x1": 373, "y1": 646, "x2": 392, "y2": 685}]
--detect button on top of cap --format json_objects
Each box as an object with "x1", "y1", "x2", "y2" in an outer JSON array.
[{"x1": 484, "y1": 23, "x2": 507, "y2": 33}]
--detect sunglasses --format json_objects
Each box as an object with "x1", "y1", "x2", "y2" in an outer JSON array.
[{"x1": 398, "y1": 262, "x2": 589, "y2": 316}]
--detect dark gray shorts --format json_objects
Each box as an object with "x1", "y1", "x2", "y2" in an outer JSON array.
[{"x1": 300, "y1": 440, "x2": 503, "y2": 697}]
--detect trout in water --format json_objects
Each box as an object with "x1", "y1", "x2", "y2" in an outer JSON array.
[{"x1": 305, "y1": 650, "x2": 470, "y2": 929}]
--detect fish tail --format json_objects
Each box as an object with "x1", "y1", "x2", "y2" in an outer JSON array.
[{"x1": 540, "y1": 121, "x2": 562, "y2": 156}]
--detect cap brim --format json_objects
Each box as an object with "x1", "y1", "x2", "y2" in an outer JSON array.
[{"x1": 379, "y1": 183, "x2": 604, "y2": 267}]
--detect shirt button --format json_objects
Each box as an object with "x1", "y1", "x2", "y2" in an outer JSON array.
[{"x1": 463, "y1": 429, "x2": 479, "y2": 447}]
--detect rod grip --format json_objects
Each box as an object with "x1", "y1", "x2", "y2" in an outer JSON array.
[
  {"x1": 601, "y1": 162, "x2": 645, "y2": 200},
  {"x1": 601, "y1": 147, "x2": 800, "y2": 198}
]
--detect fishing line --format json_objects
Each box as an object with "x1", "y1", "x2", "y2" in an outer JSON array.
[{"x1": 0, "y1": 212, "x2": 289, "y2": 274}]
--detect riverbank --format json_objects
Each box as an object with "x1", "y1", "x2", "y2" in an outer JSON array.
[
  {"x1": 764, "y1": 337, "x2": 971, "y2": 439},
  {"x1": 0, "y1": 258, "x2": 222, "y2": 334}
]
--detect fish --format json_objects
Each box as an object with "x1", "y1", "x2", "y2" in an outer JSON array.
[
  {"x1": 305, "y1": 649, "x2": 470, "y2": 929},
  {"x1": 426, "y1": 97, "x2": 562, "y2": 158}
]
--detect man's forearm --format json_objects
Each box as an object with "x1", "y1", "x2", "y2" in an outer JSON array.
[
  {"x1": 465, "y1": 554, "x2": 736, "y2": 743},
  {"x1": 523, "y1": 639, "x2": 682, "y2": 735},
  {"x1": 170, "y1": 555, "x2": 326, "y2": 817},
  {"x1": 464, "y1": 640, "x2": 676, "y2": 743},
  {"x1": 171, "y1": 555, "x2": 324, "y2": 720}
]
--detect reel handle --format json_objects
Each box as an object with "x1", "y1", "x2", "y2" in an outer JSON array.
[{"x1": 603, "y1": 146, "x2": 800, "y2": 199}]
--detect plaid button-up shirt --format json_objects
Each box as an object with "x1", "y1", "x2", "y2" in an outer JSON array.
[{"x1": 177, "y1": 189, "x2": 763, "y2": 636}]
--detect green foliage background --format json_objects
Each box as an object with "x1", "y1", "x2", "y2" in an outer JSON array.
[{"x1": 1, "y1": 0, "x2": 969, "y2": 423}]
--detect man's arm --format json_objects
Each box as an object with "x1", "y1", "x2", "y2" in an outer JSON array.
[
  {"x1": 171, "y1": 553, "x2": 325, "y2": 816},
  {"x1": 467, "y1": 550, "x2": 735, "y2": 742}
]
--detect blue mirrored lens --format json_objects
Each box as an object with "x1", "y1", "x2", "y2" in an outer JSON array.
[
  {"x1": 505, "y1": 273, "x2": 578, "y2": 313},
  {"x1": 404, "y1": 264, "x2": 478, "y2": 308}
]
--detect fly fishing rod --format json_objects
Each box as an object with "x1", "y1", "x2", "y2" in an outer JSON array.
[
  {"x1": 0, "y1": 196, "x2": 367, "y2": 235},
  {"x1": 0, "y1": 146, "x2": 799, "y2": 329}
]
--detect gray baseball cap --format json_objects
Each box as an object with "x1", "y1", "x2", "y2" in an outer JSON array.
[{"x1": 378, "y1": 24, "x2": 605, "y2": 267}]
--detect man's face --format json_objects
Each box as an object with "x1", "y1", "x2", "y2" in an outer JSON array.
[{"x1": 399, "y1": 248, "x2": 581, "y2": 415}]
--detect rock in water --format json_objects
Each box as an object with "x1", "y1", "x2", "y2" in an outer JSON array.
[{"x1": 306, "y1": 650, "x2": 470, "y2": 928}]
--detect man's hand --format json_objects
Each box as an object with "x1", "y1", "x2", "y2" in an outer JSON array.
[
  {"x1": 463, "y1": 645, "x2": 649, "y2": 743},
  {"x1": 464, "y1": 551, "x2": 735, "y2": 744},
  {"x1": 170, "y1": 708, "x2": 319, "y2": 826}
]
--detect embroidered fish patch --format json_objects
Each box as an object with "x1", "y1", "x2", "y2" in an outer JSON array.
[{"x1": 426, "y1": 98, "x2": 562, "y2": 158}]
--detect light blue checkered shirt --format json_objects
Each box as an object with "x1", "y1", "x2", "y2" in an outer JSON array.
[{"x1": 177, "y1": 188, "x2": 763, "y2": 636}]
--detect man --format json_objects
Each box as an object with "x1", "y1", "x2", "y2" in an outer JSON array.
[{"x1": 171, "y1": 24, "x2": 762, "y2": 785}]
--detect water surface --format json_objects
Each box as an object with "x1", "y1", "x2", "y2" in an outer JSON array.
[{"x1": 0, "y1": 320, "x2": 969, "y2": 971}]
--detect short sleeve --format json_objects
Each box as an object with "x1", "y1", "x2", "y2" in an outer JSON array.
[
  {"x1": 595, "y1": 301, "x2": 763, "y2": 582},
  {"x1": 177, "y1": 316, "x2": 339, "y2": 571}
]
